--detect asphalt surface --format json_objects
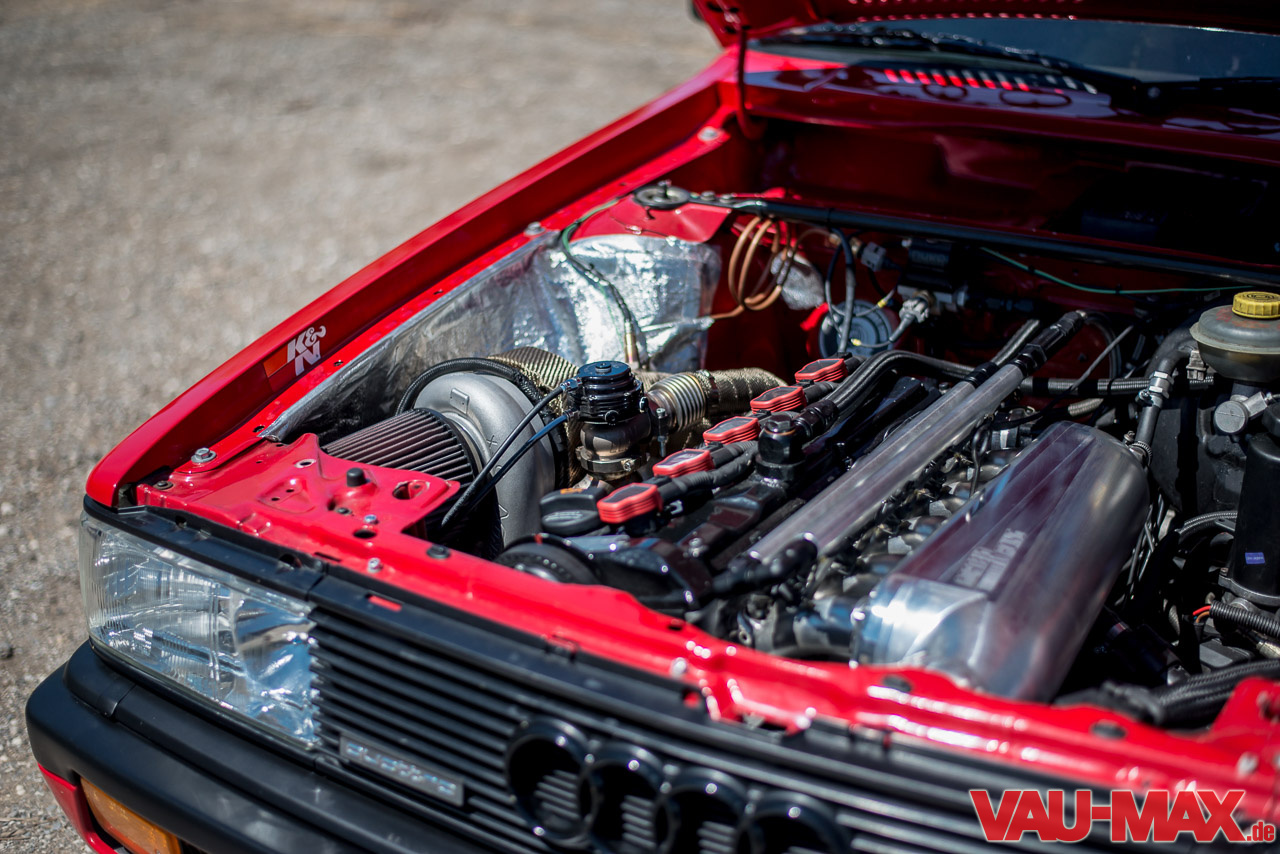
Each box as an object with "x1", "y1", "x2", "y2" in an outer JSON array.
[{"x1": 0, "y1": 2, "x2": 717, "y2": 850}]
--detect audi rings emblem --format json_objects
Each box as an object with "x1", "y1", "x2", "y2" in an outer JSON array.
[
  {"x1": 507, "y1": 719, "x2": 592, "y2": 846},
  {"x1": 504, "y1": 717, "x2": 848, "y2": 853}
]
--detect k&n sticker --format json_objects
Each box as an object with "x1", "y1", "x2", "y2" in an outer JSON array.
[{"x1": 264, "y1": 325, "x2": 326, "y2": 387}]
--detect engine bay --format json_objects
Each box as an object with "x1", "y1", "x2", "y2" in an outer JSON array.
[{"x1": 146, "y1": 170, "x2": 1280, "y2": 732}]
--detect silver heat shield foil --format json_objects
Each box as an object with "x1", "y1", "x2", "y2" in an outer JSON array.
[
  {"x1": 776, "y1": 252, "x2": 825, "y2": 311},
  {"x1": 265, "y1": 232, "x2": 720, "y2": 442}
]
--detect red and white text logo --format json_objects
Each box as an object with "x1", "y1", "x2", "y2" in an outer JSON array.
[
  {"x1": 970, "y1": 789, "x2": 1275, "y2": 844},
  {"x1": 263, "y1": 324, "x2": 327, "y2": 388}
]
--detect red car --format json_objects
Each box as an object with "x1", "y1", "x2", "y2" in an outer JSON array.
[{"x1": 27, "y1": 2, "x2": 1280, "y2": 852}]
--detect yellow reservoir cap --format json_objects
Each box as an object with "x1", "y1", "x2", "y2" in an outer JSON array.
[
  {"x1": 1232, "y1": 291, "x2": 1280, "y2": 319},
  {"x1": 82, "y1": 778, "x2": 182, "y2": 854}
]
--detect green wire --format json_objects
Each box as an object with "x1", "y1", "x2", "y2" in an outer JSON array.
[{"x1": 981, "y1": 248, "x2": 1249, "y2": 295}]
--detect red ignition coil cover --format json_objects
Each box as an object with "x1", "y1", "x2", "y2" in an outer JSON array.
[
  {"x1": 795, "y1": 358, "x2": 847, "y2": 384},
  {"x1": 703, "y1": 415, "x2": 760, "y2": 445},
  {"x1": 598, "y1": 483, "x2": 663, "y2": 524},
  {"x1": 750, "y1": 385, "x2": 805, "y2": 414},
  {"x1": 653, "y1": 448, "x2": 713, "y2": 477}
]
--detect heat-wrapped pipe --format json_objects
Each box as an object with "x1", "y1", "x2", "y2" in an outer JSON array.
[{"x1": 645, "y1": 368, "x2": 783, "y2": 434}]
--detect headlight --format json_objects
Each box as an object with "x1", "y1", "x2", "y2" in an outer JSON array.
[{"x1": 79, "y1": 516, "x2": 316, "y2": 745}]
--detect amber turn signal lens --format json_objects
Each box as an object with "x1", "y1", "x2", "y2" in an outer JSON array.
[{"x1": 82, "y1": 778, "x2": 182, "y2": 854}]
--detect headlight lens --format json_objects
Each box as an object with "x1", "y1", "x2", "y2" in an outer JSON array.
[{"x1": 80, "y1": 516, "x2": 316, "y2": 745}]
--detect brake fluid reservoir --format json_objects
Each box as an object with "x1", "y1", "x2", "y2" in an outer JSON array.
[
  {"x1": 1191, "y1": 291, "x2": 1280, "y2": 382},
  {"x1": 852, "y1": 422, "x2": 1148, "y2": 701}
]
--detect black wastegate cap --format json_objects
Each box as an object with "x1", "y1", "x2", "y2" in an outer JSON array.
[{"x1": 575, "y1": 361, "x2": 644, "y2": 423}]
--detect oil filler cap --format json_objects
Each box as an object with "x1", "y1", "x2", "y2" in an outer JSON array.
[
  {"x1": 540, "y1": 485, "x2": 609, "y2": 536},
  {"x1": 598, "y1": 483, "x2": 662, "y2": 524},
  {"x1": 1233, "y1": 291, "x2": 1280, "y2": 319}
]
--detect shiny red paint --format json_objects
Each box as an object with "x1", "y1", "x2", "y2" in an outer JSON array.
[
  {"x1": 95, "y1": 31, "x2": 1280, "y2": 820},
  {"x1": 692, "y1": 0, "x2": 1280, "y2": 44},
  {"x1": 38, "y1": 766, "x2": 120, "y2": 854},
  {"x1": 140, "y1": 435, "x2": 459, "y2": 549}
]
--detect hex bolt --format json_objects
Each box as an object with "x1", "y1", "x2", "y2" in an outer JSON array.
[
  {"x1": 366, "y1": 558, "x2": 382, "y2": 574},
  {"x1": 363, "y1": 514, "x2": 378, "y2": 525},
  {"x1": 190, "y1": 447, "x2": 216, "y2": 464},
  {"x1": 669, "y1": 657, "x2": 688, "y2": 677}
]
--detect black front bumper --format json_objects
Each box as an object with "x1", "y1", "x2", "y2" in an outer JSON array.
[{"x1": 26, "y1": 643, "x2": 490, "y2": 854}]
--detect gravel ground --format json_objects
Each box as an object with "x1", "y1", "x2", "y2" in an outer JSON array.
[{"x1": 0, "y1": 3, "x2": 716, "y2": 850}]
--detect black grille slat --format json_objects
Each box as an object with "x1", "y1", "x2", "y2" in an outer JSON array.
[
  {"x1": 314, "y1": 650, "x2": 514, "y2": 746},
  {"x1": 619, "y1": 792, "x2": 658, "y2": 849},
  {"x1": 532, "y1": 768, "x2": 580, "y2": 821},
  {"x1": 314, "y1": 633, "x2": 520, "y2": 734},
  {"x1": 315, "y1": 618, "x2": 529, "y2": 716},
  {"x1": 309, "y1": 606, "x2": 1126, "y2": 854},
  {"x1": 316, "y1": 685, "x2": 508, "y2": 774},
  {"x1": 836, "y1": 801, "x2": 1034, "y2": 854},
  {"x1": 315, "y1": 656, "x2": 513, "y2": 741},
  {"x1": 316, "y1": 698, "x2": 509, "y2": 790},
  {"x1": 315, "y1": 669, "x2": 511, "y2": 753},
  {"x1": 698, "y1": 821, "x2": 737, "y2": 854},
  {"x1": 315, "y1": 611, "x2": 690, "y2": 743},
  {"x1": 320, "y1": 737, "x2": 517, "y2": 828},
  {"x1": 852, "y1": 840, "x2": 951, "y2": 854},
  {"x1": 317, "y1": 743, "x2": 556, "y2": 854}
]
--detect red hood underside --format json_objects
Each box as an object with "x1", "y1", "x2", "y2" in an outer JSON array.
[{"x1": 693, "y1": 0, "x2": 1280, "y2": 45}]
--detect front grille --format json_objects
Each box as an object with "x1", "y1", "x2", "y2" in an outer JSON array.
[
  {"x1": 311, "y1": 613, "x2": 535, "y2": 852},
  {"x1": 309, "y1": 593, "x2": 1136, "y2": 854}
]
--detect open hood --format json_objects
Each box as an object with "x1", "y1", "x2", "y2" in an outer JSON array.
[{"x1": 692, "y1": 0, "x2": 1280, "y2": 45}]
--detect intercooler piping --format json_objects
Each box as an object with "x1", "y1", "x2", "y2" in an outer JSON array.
[{"x1": 721, "y1": 311, "x2": 1088, "y2": 589}]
